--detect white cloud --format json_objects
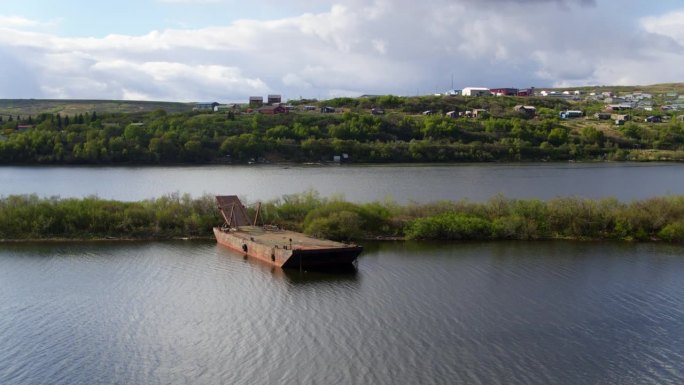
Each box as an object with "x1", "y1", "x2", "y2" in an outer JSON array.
[
  {"x1": 0, "y1": 2, "x2": 682, "y2": 101},
  {"x1": 641, "y1": 10, "x2": 684, "y2": 48},
  {"x1": 0, "y1": 15, "x2": 41, "y2": 27},
  {"x1": 0, "y1": 15, "x2": 59, "y2": 29},
  {"x1": 122, "y1": 88, "x2": 154, "y2": 101}
]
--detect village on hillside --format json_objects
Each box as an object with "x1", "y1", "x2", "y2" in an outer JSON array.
[{"x1": 193, "y1": 86, "x2": 684, "y2": 125}]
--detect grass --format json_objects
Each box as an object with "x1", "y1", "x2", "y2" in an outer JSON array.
[{"x1": 0, "y1": 99, "x2": 194, "y2": 116}]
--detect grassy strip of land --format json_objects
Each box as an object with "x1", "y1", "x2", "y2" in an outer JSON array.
[
  {"x1": 3, "y1": 192, "x2": 684, "y2": 243},
  {"x1": 0, "y1": 194, "x2": 219, "y2": 240}
]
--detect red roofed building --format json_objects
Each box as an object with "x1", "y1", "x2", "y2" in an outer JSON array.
[{"x1": 257, "y1": 105, "x2": 288, "y2": 115}]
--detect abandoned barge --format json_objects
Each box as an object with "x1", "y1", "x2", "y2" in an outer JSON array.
[{"x1": 213, "y1": 196, "x2": 362, "y2": 269}]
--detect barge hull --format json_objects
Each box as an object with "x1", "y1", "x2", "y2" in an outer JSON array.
[
  {"x1": 282, "y1": 248, "x2": 362, "y2": 269},
  {"x1": 213, "y1": 227, "x2": 362, "y2": 269}
]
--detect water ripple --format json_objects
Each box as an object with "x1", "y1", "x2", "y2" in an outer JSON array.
[{"x1": 1, "y1": 240, "x2": 683, "y2": 385}]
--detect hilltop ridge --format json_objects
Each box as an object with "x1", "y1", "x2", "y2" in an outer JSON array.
[
  {"x1": 0, "y1": 99, "x2": 193, "y2": 116},
  {"x1": 1, "y1": 83, "x2": 682, "y2": 116}
]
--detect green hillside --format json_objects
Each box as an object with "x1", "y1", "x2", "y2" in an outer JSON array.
[
  {"x1": 0, "y1": 99, "x2": 193, "y2": 116},
  {"x1": 0, "y1": 83, "x2": 683, "y2": 165},
  {"x1": 550, "y1": 83, "x2": 684, "y2": 95}
]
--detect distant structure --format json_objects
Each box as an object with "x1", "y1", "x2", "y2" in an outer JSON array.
[
  {"x1": 249, "y1": 96, "x2": 264, "y2": 107},
  {"x1": 462, "y1": 87, "x2": 491, "y2": 97},
  {"x1": 514, "y1": 105, "x2": 536, "y2": 117},
  {"x1": 267, "y1": 94, "x2": 282, "y2": 105},
  {"x1": 560, "y1": 110, "x2": 583, "y2": 119},
  {"x1": 516, "y1": 88, "x2": 535, "y2": 96},
  {"x1": 490, "y1": 88, "x2": 518, "y2": 96},
  {"x1": 256, "y1": 105, "x2": 288, "y2": 115}
]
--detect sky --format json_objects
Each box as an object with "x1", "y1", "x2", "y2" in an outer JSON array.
[{"x1": 0, "y1": 0, "x2": 683, "y2": 102}]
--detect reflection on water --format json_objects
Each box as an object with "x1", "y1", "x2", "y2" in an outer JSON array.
[
  {"x1": 281, "y1": 267, "x2": 360, "y2": 285},
  {"x1": 0, "y1": 240, "x2": 683, "y2": 385},
  {"x1": 214, "y1": 244, "x2": 360, "y2": 285}
]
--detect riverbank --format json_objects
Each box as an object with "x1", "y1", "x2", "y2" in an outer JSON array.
[{"x1": 2, "y1": 192, "x2": 684, "y2": 243}]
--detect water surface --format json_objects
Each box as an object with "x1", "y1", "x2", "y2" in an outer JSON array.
[
  {"x1": 1, "y1": 241, "x2": 682, "y2": 384},
  {"x1": 2, "y1": 162, "x2": 684, "y2": 202}
]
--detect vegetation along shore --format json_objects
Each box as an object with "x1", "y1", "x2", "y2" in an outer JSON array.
[
  {"x1": 1, "y1": 83, "x2": 684, "y2": 165},
  {"x1": 3, "y1": 192, "x2": 684, "y2": 243}
]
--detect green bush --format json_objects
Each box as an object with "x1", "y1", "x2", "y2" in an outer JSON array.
[
  {"x1": 405, "y1": 213, "x2": 493, "y2": 240},
  {"x1": 0, "y1": 194, "x2": 221, "y2": 239},
  {"x1": 657, "y1": 222, "x2": 684, "y2": 241},
  {"x1": 304, "y1": 211, "x2": 363, "y2": 241},
  {"x1": 301, "y1": 200, "x2": 392, "y2": 239},
  {"x1": 491, "y1": 215, "x2": 541, "y2": 240}
]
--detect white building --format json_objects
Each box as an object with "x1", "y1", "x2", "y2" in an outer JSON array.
[{"x1": 462, "y1": 87, "x2": 491, "y2": 97}]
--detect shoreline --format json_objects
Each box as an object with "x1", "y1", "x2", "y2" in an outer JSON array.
[
  {"x1": 1, "y1": 158, "x2": 684, "y2": 168},
  {"x1": 0, "y1": 235, "x2": 662, "y2": 244}
]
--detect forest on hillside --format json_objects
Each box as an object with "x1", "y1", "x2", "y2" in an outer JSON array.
[{"x1": 1, "y1": 94, "x2": 683, "y2": 164}]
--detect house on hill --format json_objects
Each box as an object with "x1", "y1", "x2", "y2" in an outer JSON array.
[
  {"x1": 249, "y1": 96, "x2": 264, "y2": 107},
  {"x1": 461, "y1": 109, "x2": 488, "y2": 118},
  {"x1": 257, "y1": 105, "x2": 288, "y2": 115},
  {"x1": 462, "y1": 87, "x2": 491, "y2": 97},
  {"x1": 605, "y1": 103, "x2": 633, "y2": 112},
  {"x1": 491, "y1": 88, "x2": 518, "y2": 96},
  {"x1": 267, "y1": 94, "x2": 281, "y2": 105},
  {"x1": 560, "y1": 110, "x2": 583, "y2": 119},
  {"x1": 514, "y1": 105, "x2": 536, "y2": 117}
]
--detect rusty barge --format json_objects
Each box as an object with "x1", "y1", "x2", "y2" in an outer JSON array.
[{"x1": 213, "y1": 196, "x2": 362, "y2": 269}]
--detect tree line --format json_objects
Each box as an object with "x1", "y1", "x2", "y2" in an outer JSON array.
[{"x1": 1, "y1": 95, "x2": 684, "y2": 164}]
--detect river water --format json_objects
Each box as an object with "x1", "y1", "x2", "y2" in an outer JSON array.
[
  {"x1": 2, "y1": 163, "x2": 684, "y2": 384},
  {"x1": 2, "y1": 162, "x2": 684, "y2": 203},
  {"x1": 0, "y1": 240, "x2": 682, "y2": 385}
]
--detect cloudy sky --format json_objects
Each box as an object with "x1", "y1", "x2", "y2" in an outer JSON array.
[{"x1": 1, "y1": 0, "x2": 683, "y2": 102}]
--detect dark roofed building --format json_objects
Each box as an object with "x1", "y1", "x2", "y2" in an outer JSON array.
[
  {"x1": 249, "y1": 96, "x2": 264, "y2": 107},
  {"x1": 267, "y1": 95, "x2": 281, "y2": 105}
]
